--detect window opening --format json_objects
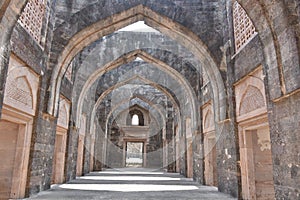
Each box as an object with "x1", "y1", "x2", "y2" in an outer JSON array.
[
  {"x1": 117, "y1": 21, "x2": 159, "y2": 33},
  {"x1": 233, "y1": 1, "x2": 256, "y2": 52},
  {"x1": 132, "y1": 114, "x2": 139, "y2": 126},
  {"x1": 18, "y1": 0, "x2": 45, "y2": 43}
]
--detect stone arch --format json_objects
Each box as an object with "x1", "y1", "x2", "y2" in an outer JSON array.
[
  {"x1": 47, "y1": 5, "x2": 225, "y2": 125},
  {"x1": 237, "y1": 0, "x2": 300, "y2": 97},
  {"x1": 76, "y1": 50, "x2": 196, "y2": 130},
  {"x1": 97, "y1": 97, "x2": 167, "y2": 157},
  {"x1": 104, "y1": 101, "x2": 165, "y2": 169},
  {"x1": 235, "y1": 67, "x2": 267, "y2": 122},
  {"x1": 75, "y1": 43, "x2": 201, "y2": 99},
  {"x1": 99, "y1": 93, "x2": 174, "y2": 140},
  {"x1": 73, "y1": 47, "x2": 200, "y2": 126},
  {"x1": 90, "y1": 75, "x2": 182, "y2": 137},
  {"x1": 106, "y1": 97, "x2": 167, "y2": 129},
  {"x1": 110, "y1": 103, "x2": 161, "y2": 137},
  {"x1": 1, "y1": 1, "x2": 298, "y2": 120}
]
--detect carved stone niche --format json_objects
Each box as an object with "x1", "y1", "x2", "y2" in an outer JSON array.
[
  {"x1": 202, "y1": 101, "x2": 215, "y2": 134},
  {"x1": 57, "y1": 95, "x2": 71, "y2": 130},
  {"x1": 3, "y1": 54, "x2": 39, "y2": 116},
  {"x1": 120, "y1": 126, "x2": 150, "y2": 140},
  {"x1": 234, "y1": 67, "x2": 267, "y2": 122}
]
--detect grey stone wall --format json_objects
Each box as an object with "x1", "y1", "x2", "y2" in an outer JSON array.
[
  {"x1": 0, "y1": 1, "x2": 299, "y2": 199},
  {"x1": 51, "y1": 0, "x2": 227, "y2": 69},
  {"x1": 269, "y1": 92, "x2": 300, "y2": 199}
]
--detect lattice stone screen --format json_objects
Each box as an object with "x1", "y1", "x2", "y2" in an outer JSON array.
[
  {"x1": 18, "y1": 0, "x2": 45, "y2": 43},
  {"x1": 233, "y1": 1, "x2": 256, "y2": 51}
]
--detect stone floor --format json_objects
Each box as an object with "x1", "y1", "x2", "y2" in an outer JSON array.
[{"x1": 25, "y1": 168, "x2": 236, "y2": 200}]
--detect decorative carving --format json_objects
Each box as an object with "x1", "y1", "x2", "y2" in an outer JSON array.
[
  {"x1": 18, "y1": 0, "x2": 45, "y2": 43},
  {"x1": 6, "y1": 77, "x2": 33, "y2": 109},
  {"x1": 240, "y1": 86, "x2": 265, "y2": 115},
  {"x1": 4, "y1": 55, "x2": 39, "y2": 116},
  {"x1": 204, "y1": 110, "x2": 213, "y2": 130},
  {"x1": 57, "y1": 97, "x2": 70, "y2": 129},
  {"x1": 233, "y1": 1, "x2": 256, "y2": 51},
  {"x1": 202, "y1": 102, "x2": 215, "y2": 133}
]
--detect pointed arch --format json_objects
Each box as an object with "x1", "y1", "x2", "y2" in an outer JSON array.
[
  {"x1": 3, "y1": 56, "x2": 39, "y2": 116},
  {"x1": 76, "y1": 50, "x2": 196, "y2": 130},
  {"x1": 89, "y1": 75, "x2": 181, "y2": 134},
  {"x1": 237, "y1": 0, "x2": 300, "y2": 97},
  {"x1": 239, "y1": 85, "x2": 266, "y2": 116},
  {"x1": 47, "y1": 5, "x2": 226, "y2": 125}
]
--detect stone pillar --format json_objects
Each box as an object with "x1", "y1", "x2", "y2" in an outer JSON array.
[
  {"x1": 215, "y1": 120, "x2": 239, "y2": 198},
  {"x1": 193, "y1": 130, "x2": 204, "y2": 184},
  {"x1": 26, "y1": 113, "x2": 57, "y2": 196},
  {"x1": 65, "y1": 125, "x2": 78, "y2": 182},
  {"x1": 94, "y1": 128, "x2": 105, "y2": 171},
  {"x1": 166, "y1": 107, "x2": 175, "y2": 172}
]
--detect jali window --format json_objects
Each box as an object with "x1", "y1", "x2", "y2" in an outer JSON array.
[
  {"x1": 18, "y1": 0, "x2": 46, "y2": 43},
  {"x1": 233, "y1": 1, "x2": 256, "y2": 52}
]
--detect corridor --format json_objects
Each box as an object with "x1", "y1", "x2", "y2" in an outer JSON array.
[{"x1": 25, "y1": 169, "x2": 235, "y2": 200}]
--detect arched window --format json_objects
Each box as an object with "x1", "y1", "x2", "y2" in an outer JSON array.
[
  {"x1": 131, "y1": 114, "x2": 139, "y2": 126},
  {"x1": 126, "y1": 109, "x2": 145, "y2": 126}
]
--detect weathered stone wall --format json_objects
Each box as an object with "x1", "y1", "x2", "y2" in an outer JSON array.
[
  {"x1": 269, "y1": 92, "x2": 300, "y2": 199},
  {"x1": 95, "y1": 85, "x2": 174, "y2": 169},
  {"x1": 7, "y1": 1, "x2": 72, "y2": 196},
  {"x1": 107, "y1": 121, "x2": 123, "y2": 168},
  {"x1": 192, "y1": 132, "x2": 204, "y2": 185},
  {"x1": 0, "y1": 1, "x2": 299, "y2": 199},
  {"x1": 71, "y1": 31, "x2": 202, "y2": 123},
  {"x1": 232, "y1": 35, "x2": 264, "y2": 81},
  {"x1": 228, "y1": 8, "x2": 300, "y2": 198},
  {"x1": 51, "y1": 0, "x2": 227, "y2": 67},
  {"x1": 146, "y1": 130, "x2": 163, "y2": 168}
]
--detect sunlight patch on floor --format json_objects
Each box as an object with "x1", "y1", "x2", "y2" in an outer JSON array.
[
  {"x1": 59, "y1": 184, "x2": 199, "y2": 192},
  {"x1": 94, "y1": 171, "x2": 165, "y2": 175},
  {"x1": 77, "y1": 176, "x2": 181, "y2": 181}
]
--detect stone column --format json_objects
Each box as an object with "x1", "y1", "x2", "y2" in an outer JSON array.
[{"x1": 166, "y1": 107, "x2": 175, "y2": 172}]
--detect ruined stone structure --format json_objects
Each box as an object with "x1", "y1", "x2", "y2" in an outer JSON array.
[{"x1": 0, "y1": 0, "x2": 299, "y2": 199}]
